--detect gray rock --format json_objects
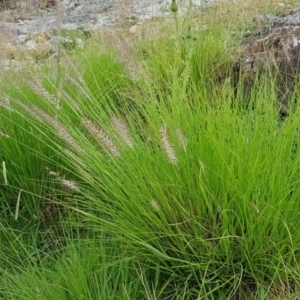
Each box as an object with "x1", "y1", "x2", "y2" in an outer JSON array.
[
  {"x1": 233, "y1": 6, "x2": 300, "y2": 116},
  {"x1": 272, "y1": 7, "x2": 300, "y2": 27},
  {"x1": 25, "y1": 39, "x2": 37, "y2": 50},
  {"x1": 0, "y1": 0, "x2": 226, "y2": 44}
]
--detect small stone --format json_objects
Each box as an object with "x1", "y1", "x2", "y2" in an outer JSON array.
[
  {"x1": 25, "y1": 40, "x2": 37, "y2": 50},
  {"x1": 76, "y1": 38, "x2": 84, "y2": 48},
  {"x1": 129, "y1": 25, "x2": 137, "y2": 34}
]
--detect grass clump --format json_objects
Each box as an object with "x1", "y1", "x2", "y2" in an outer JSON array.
[{"x1": 1, "y1": 1, "x2": 300, "y2": 299}]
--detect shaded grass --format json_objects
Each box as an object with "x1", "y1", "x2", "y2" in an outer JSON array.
[{"x1": 0, "y1": 232, "x2": 145, "y2": 300}]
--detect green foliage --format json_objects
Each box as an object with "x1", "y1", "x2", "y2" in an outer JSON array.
[
  {"x1": 0, "y1": 233, "x2": 144, "y2": 300},
  {"x1": 1, "y1": 9, "x2": 300, "y2": 300}
]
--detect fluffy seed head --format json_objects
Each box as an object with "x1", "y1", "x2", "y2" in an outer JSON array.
[
  {"x1": 61, "y1": 179, "x2": 80, "y2": 193},
  {"x1": 82, "y1": 119, "x2": 120, "y2": 157},
  {"x1": 31, "y1": 106, "x2": 84, "y2": 153},
  {"x1": 62, "y1": 91, "x2": 80, "y2": 110},
  {"x1": 0, "y1": 129, "x2": 9, "y2": 138},
  {"x1": 13, "y1": 99, "x2": 84, "y2": 153},
  {"x1": 0, "y1": 94, "x2": 14, "y2": 111},
  {"x1": 160, "y1": 125, "x2": 178, "y2": 165},
  {"x1": 111, "y1": 116, "x2": 133, "y2": 148},
  {"x1": 48, "y1": 171, "x2": 58, "y2": 176},
  {"x1": 176, "y1": 128, "x2": 187, "y2": 152},
  {"x1": 150, "y1": 199, "x2": 161, "y2": 212},
  {"x1": 66, "y1": 75, "x2": 91, "y2": 100},
  {"x1": 27, "y1": 73, "x2": 59, "y2": 108}
]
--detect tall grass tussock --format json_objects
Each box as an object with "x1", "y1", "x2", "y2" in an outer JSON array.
[{"x1": 1, "y1": 0, "x2": 300, "y2": 299}]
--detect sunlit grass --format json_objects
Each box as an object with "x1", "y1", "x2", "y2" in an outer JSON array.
[{"x1": 1, "y1": 1, "x2": 300, "y2": 299}]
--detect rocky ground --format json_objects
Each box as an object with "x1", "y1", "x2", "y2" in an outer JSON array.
[
  {"x1": 0, "y1": 0, "x2": 223, "y2": 43},
  {"x1": 0, "y1": 0, "x2": 232, "y2": 64}
]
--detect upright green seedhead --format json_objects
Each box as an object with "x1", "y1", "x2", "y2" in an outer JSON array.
[{"x1": 170, "y1": 0, "x2": 178, "y2": 13}]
